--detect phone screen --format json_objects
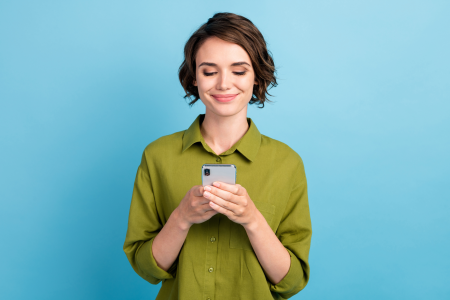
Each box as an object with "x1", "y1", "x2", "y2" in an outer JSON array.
[{"x1": 202, "y1": 164, "x2": 236, "y2": 187}]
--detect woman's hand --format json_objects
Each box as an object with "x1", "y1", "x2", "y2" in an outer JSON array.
[
  {"x1": 203, "y1": 181, "x2": 259, "y2": 227},
  {"x1": 176, "y1": 185, "x2": 219, "y2": 230}
]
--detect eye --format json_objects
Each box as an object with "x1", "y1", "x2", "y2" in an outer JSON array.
[
  {"x1": 234, "y1": 71, "x2": 246, "y2": 76},
  {"x1": 203, "y1": 72, "x2": 216, "y2": 76}
]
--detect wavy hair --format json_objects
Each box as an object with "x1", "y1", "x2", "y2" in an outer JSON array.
[{"x1": 178, "y1": 12, "x2": 277, "y2": 108}]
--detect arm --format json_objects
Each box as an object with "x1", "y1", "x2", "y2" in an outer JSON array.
[
  {"x1": 244, "y1": 211, "x2": 291, "y2": 285},
  {"x1": 245, "y1": 162, "x2": 312, "y2": 298},
  {"x1": 123, "y1": 152, "x2": 190, "y2": 284},
  {"x1": 152, "y1": 208, "x2": 190, "y2": 271}
]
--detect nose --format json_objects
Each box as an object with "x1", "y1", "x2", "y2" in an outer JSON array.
[{"x1": 216, "y1": 71, "x2": 231, "y2": 90}]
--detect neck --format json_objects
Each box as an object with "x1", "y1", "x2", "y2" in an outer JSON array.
[{"x1": 200, "y1": 108, "x2": 249, "y2": 155}]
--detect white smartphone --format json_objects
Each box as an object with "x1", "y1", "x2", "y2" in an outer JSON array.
[{"x1": 201, "y1": 164, "x2": 236, "y2": 187}]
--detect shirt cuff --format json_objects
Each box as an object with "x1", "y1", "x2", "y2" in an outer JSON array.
[
  {"x1": 136, "y1": 237, "x2": 176, "y2": 281},
  {"x1": 268, "y1": 248, "x2": 304, "y2": 298}
]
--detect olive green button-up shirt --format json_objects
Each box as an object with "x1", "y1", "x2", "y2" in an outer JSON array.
[{"x1": 123, "y1": 113, "x2": 312, "y2": 300}]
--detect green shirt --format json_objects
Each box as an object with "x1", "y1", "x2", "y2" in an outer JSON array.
[{"x1": 123, "y1": 113, "x2": 312, "y2": 300}]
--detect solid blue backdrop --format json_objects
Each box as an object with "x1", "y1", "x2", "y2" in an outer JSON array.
[{"x1": 0, "y1": 0, "x2": 449, "y2": 299}]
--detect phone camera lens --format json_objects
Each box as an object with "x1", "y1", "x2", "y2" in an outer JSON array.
[{"x1": 204, "y1": 169, "x2": 210, "y2": 176}]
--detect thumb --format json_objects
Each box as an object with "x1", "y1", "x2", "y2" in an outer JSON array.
[{"x1": 194, "y1": 185, "x2": 205, "y2": 197}]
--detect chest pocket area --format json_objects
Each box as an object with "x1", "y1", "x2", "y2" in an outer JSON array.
[{"x1": 229, "y1": 201, "x2": 276, "y2": 251}]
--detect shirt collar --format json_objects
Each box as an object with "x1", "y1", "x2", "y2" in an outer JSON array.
[{"x1": 182, "y1": 113, "x2": 261, "y2": 162}]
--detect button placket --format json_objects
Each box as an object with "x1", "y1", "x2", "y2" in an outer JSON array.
[{"x1": 203, "y1": 215, "x2": 220, "y2": 300}]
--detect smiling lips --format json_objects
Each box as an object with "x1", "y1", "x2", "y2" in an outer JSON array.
[{"x1": 211, "y1": 94, "x2": 238, "y2": 102}]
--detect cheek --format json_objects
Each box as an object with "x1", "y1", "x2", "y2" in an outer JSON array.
[
  {"x1": 235, "y1": 77, "x2": 255, "y2": 93},
  {"x1": 196, "y1": 77, "x2": 215, "y2": 91}
]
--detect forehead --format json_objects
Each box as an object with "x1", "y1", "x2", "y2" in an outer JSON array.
[{"x1": 196, "y1": 36, "x2": 252, "y2": 67}]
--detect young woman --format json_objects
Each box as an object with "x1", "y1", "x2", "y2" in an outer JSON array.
[{"x1": 123, "y1": 12, "x2": 312, "y2": 300}]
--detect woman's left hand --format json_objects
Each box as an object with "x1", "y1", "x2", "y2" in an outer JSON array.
[{"x1": 203, "y1": 181, "x2": 258, "y2": 227}]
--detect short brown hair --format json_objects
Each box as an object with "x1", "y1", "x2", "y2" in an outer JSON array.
[{"x1": 178, "y1": 12, "x2": 277, "y2": 108}]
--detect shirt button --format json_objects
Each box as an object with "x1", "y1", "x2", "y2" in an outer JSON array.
[
  {"x1": 208, "y1": 267, "x2": 214, "y2": 272},
  {"x1": 207, "y1": 298, "x2": 211, "y2": 300},
  {"x1": 210, "y1": 237, "x2": 216, "y2": 242},
  {"x1": 216, "y1": 158, "x2": 220, "y2": 162}
]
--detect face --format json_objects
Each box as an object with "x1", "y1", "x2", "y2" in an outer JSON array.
[{"x1": 194, "y1": 36, "x2": 258, "y2": 117}]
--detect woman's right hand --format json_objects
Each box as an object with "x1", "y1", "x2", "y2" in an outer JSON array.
[{"x1": 175, "y1": 185, "x2": 219, "y2": 230}]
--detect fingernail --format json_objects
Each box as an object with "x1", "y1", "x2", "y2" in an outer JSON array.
[
  {"x1": 213, "y1": 182, "x2": 220, "y2": 187},
  {"x1": 204, "y1": 191, "x2": 210, "y2": 197},
  {"x1": 204, "y1": 186, "x2": 211, "y2": 191}
]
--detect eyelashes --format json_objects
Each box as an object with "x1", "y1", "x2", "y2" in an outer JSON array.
[{"x1": 203, "y1": 72, "x2": 247, "y2": 76}]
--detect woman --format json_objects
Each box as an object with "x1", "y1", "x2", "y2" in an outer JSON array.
[{"x1": 123, "y1": 12, "x2": 312, "y2": 300}]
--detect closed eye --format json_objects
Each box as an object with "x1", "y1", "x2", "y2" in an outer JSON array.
[{"x1": 203, "y1": 72, "x2": 247, "y2": 76}]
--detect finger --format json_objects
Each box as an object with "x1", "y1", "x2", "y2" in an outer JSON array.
[
  {"x1": 204, "y1": 185, "x2": 237, "y2": 204},
  {"x1": 207, "y1": 209, "x2": 218, "y2": 216},
  {"x1": 193, "y1": 185, "x2": 205, "y2": 197},
  {"x1": 204, "y1": 192, "x2": 238, "y2": 214},
  {"x1": 212, "y1": 181, "x2": 245, "y2": 196},
  {"x1": 206, "y1": 209, "x2": 219, "y2": 219},
  {"x1": 200, "y1": 202, "x2": 216, "y2": 212},
  {"x1": 209, "y1": 200, "x2": 232, "y2": 217}
]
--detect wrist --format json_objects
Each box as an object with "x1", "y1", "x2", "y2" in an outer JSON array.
[
  {"x1": 243, "y1": 209, "x2": 264, "y2": 233},
  {"x1": 171, "y1": 208, "x2": 191, "y2": 232}
]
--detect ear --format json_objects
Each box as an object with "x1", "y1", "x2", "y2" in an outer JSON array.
[
  {"x1": 193, "y1": 80, "x2": 197, "y2": 86},
  {"x1": 254, "y1": 80, "x2": 258, "y2": 85}
]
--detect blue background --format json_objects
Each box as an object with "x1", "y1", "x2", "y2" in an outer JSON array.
[{"x1": 1, "y1": 1, "x2": 449, "y2": 299}]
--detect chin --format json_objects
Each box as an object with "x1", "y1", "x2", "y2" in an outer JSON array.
[
  {"x1": 200, "y1": 94, "x2": 249, "y2": 115},
  {"x1": 210, "y1": 104, "x2": 246, "y2": 117}
]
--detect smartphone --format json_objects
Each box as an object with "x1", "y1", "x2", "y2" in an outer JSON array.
[{"x1": 202, "y1": 164, "x2": 236, "y2": 187}]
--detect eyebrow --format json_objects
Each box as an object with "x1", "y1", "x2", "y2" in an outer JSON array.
[{"x1": 198, "y1": 61, "x2": 251, "y2": 68}]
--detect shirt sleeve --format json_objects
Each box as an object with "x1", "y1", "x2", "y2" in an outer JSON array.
[
  {"x1": 123, "y1": 151, "x2": 178, "y2": 285},
  {"x1": 269, "y1": 160, "x2": 312, "y2": 299}
]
